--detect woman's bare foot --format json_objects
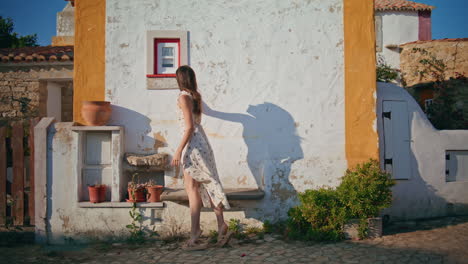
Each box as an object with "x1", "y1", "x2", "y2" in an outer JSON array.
[
  {"x1": 217, "y1": 223, "x2": 228, "y2": 242},
  {"x1": 182, "y1": 229, "x2": 209, "y2": 250}
]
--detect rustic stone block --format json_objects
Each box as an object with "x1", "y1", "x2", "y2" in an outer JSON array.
[{"x1": 125, "y1": 153, "x2": 169, "y2": 168}]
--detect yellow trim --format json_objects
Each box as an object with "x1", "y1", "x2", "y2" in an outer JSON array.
[
  {"x1": 73, "y1": 0, "x2": 106, "y2": 124},
  {"x1": 343, "y1": 0, "x2": 379, "y2": 168}
]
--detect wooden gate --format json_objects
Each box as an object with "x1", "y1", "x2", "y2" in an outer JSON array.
[{"x1": 0, "y1": 118, "x2": 40, "y2": 226}]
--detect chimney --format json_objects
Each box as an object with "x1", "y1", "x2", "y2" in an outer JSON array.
[{"x1": 51, "y1": 2, "x2": 75, "y2": 46}]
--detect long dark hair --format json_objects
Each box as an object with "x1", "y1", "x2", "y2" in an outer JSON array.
[{"x1": 175, "y1": 65, "x2": 202, "y2": 115}]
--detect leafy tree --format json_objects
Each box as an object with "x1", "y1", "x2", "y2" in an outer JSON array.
[{"x1": 0, "y1": 16, "x2": 38, "y2": 48}]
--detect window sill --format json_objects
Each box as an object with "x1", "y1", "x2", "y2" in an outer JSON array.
[
  {"x1": 78, "y1": 202, "x2": 165, "y2": 208},
  {"x1": 146, "y1": 74, "x2": 176, "y2": 78}
]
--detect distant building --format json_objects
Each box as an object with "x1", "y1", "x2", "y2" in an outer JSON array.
[{"x1": 375, "y1": 0, "x2": 435, "y2": 69}]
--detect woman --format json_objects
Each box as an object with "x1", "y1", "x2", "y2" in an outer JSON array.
[{"x1": 171, "y1": 65, "x2": 232, "y2": 249}]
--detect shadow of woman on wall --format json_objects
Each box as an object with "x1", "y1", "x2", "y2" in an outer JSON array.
[{"x1": 203, "y1": 102, "x2": 304, "y2": 218}]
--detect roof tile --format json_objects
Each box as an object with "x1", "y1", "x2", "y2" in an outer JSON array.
[
  {"x1": 375, "y1": 0, "x2": 435, "y2": 11},
  {"x1": 0, "y1": 45, "x2": 73, "y2": 63}
]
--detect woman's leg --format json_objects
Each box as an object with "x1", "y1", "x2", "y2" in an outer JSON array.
[
  {"x1": 183, "y1": 170, "x2": 202, "y2": 242},
  {"x1": 209, "y1": 198, "x2": 228, "y2": 238}
]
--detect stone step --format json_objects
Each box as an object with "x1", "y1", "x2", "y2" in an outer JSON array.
[{"x1": 161, "y1": 188, "x2": 265, "y2": 201}]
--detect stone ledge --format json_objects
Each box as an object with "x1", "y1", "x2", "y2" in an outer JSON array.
[
  {"x1": 78, "y1": 202, "x2": 164, "y2": 208},
  {"x1": 124, "y1": 153, "x2": 169, "y2": 171},
  {"x1": 161, "y1": 188, "x2": 265, "y2": 201}
]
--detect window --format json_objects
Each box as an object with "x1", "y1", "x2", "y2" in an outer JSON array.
[
  {"x1": 424, "y1": 99, "x2": 433, "y2": 111},
  {"x1": 146, "y1": 30, "x2": 188, "y2": 89},
  {"x1": 152, "y1": 39, "x2": 180, "y2": 77}
]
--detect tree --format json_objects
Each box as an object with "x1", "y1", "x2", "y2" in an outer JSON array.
[{"x1": 0, "y1": 16, "x2": 38, "y2": 48}]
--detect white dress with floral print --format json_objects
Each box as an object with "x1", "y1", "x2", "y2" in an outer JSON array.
[{"x1": 177, "y1": 90, "x2": 231, "y2": 209}]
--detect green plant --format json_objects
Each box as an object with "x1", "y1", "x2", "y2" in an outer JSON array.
[
  {"x1": 287, "y1": 188, "x2": 346, "y2": 241},
  {"x1": 286, "y1": 159, "x2": 395, "y2": 241},
  {"x1": 228, "y1": 218, "x2": 246, "y2": 239},
  {"x1": 208, "y1": 230, "x2": 218, "y2": 243},
  {"x1": 377, "y1": 58, "x2": 399, "y2": 83},
  {"x1": 125, "y1": 173, "x2": 158, "y2": 244},
  {"x1": 337, "y1": 159, "x2": 395, "y2": 219}
]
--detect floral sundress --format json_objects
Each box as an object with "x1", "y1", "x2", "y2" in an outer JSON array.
[{"x1": 177, "y1": 90, "x2": 231, "y2": 209}]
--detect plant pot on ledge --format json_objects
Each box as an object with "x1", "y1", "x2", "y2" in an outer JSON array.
[
  {"x1": 147, "y1": 185, "x2": 164, "y2": 202},
  {"x1": 127, "y1": 187, "x2": 146, "y2": 203},
  {"x1": 88, "y1": 184, "x2": 106, "y2": 203},
  {"x1": 81, "y1": 101, "x2": 112, "y2": 126}
]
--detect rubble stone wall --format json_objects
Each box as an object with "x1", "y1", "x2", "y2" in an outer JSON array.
[
  {"x1": 400, "y1": 39, "x2": 468, "y2": 87},
  {"x1": 0, "y1": 66, "x2": 73, "y2": 122}
]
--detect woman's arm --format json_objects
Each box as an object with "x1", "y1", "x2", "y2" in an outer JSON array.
[{"x1": 171, "y1": 94, "x2": 195, "y2": 167}]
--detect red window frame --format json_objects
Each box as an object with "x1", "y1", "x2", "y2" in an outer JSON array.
[{"x1": 147, "y1": 38, "x2": 180, "y2": 78}]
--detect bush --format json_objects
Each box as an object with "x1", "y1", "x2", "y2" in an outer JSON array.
[
  {"x1": 286, "y1": 159, "x2": 395, "y2": 241},
  {"x1": 337, "y1": 160, "x2": 395, "y2": 219}
]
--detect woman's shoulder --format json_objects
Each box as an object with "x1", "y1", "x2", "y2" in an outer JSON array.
[{"x1": 179, "y1": 90, "x2": 192, "y2": 97}]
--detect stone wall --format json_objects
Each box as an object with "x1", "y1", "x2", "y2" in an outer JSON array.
[
  {"x1": 400, "y1": 39, "x2": 468, "y2": 87},
  {"x1": 0, "y1": 70, "x2": 45, "y2": 120},
  {"x1": 0, "y1": 66, "x2": 73, "y2": 122}
]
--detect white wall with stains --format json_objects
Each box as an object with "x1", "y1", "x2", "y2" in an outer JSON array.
[
  {"x1": 377, "y1": 83, "x2": 468, "y2": 220},
  {"x1": 41, "y1": 0, "x2": 349, "y2": 243},
  {"x1": 105, "y1": 0, "x2": 347, "y2": 204},
  {"x1": 377, "y1": 11, "x2": 419, "y2": 69}
]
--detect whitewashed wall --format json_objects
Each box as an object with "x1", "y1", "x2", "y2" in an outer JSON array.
[
  {"x1": 377, "y1": 11, "x2": 419, "y2": 69},
  {"x1": 377, "y1": 83, "x2": 468, "y2": 220},
  {"x1": 106, "y1": 1, "x2": 347, "y2": 211}
]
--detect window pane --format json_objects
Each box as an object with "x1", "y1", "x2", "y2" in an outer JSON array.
[
  {"x1": 162, "y1": 58, "x2": 174, "y2": 68},
  {"x1": 162, "y1": 47, "x2": 174, "y2": 56}
]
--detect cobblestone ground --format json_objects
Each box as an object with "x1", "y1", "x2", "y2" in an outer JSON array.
[{"x1": 1, "y1": 216, "x2": 467, "y2": 264}]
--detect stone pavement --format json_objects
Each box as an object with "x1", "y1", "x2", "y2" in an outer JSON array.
[{"x1": 1, "y1": 216, "x2": 467, "y2": 264}]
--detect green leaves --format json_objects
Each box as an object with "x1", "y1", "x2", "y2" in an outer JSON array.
[
  {"x1": 0, "y1": 16, "x2": 39, "y2": 48},
  {"x1": 286, "y1": 159, "x2": 395, "y2": 241}
]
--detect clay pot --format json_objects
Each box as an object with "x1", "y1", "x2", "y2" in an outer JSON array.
[
  {"x1": 81, "y1": 101, "x2": 112, "y2": 126},
  {"x1": 146, "y1": 185, "x2": 164, "y2": 202},
  {"x1": 88, "y1": 185, "x2": 105, "y2": 203},
  {"x1": 127, "y1": 187, "x2": 146, "y2": 203},
  {"x1": 99, "y1": 185, "x2": 107, "y2": 202}
]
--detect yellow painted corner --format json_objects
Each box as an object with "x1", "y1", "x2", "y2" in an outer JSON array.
[
  {"x1": 343, "y1": 0, "x2": 379, "y2": 169},
  {"x1": 73, "y1": 0, "x2": 106, "y2": 124}
]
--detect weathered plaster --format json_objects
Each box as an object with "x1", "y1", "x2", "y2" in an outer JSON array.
[
  {"x1": 73, "y1": 0, "x2": 106, "y2": 124},
  {"x1": 105, "y1": 0, "x2": 348, "y2": 213},
  {"x1": 344, "y1": 0, "x2": 379, "y2": 168},
  {"x1": 376, "y1": 11, "x2": 419, "y2": 69},
  {"x1": 377, "y1": 83, "x2": 468, "y2": 220}
]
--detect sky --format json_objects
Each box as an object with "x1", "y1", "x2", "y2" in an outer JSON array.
[{"x1": 0, "y1": 0, "x2": 467, "y2": 46}]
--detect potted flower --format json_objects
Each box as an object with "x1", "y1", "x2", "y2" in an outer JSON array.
[
  {"x1": 146, "y1": 179, "x2": 164, "y2": 203},
  {"x1": 127, "y1": 173, "x2": 146, "y2": 203},
  {"x1": 88, "y1": 184, "x2": 106, "y2": 203}
]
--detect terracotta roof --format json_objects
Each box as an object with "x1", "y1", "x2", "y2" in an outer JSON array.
[
  {"x1": 0, "y1": 45, "x2": 73, "y2": 63},
  {"x1": 375, "y1": 0, "x2": 435, "y2": 11},
  {"x1": 401, "y1": 38, "x2": 468, "y2": 46}
]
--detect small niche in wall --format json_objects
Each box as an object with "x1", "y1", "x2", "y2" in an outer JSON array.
[
  {"x1": 72, "y1": 126, "x2": 125, "y2": 203},
  {"x1": 446, "y1": 150, "x2": 468, "y2": 182}
]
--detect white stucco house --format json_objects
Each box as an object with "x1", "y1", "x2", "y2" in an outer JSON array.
[
  {"x1": 28, "y1": 0, "x2": 468, "y2": 245},
  {"x1": 375, "y1": 0, "x2": 434, "y2": 69}
]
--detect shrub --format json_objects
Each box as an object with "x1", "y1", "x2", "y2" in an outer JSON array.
[
  {"x1": 376, "y1": 59, "x2": 399, "y2": 83},
  {"x1": 286, "y1": 159, "x2": 395, "y2": 241},
  {"x1": 337, "y1": 160, "x2": 395, "y2": 219}
]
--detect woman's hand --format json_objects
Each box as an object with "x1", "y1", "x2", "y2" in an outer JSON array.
[{"x1": 171, "y1": 149, "x2": 182, "y2": 167}]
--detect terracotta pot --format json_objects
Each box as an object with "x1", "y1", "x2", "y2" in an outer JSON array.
[
  {"x1": 81, "y1": 101, "x2": 112, "y2": 126},
  {"x1": 127, "y1": 187, "x2": 146, "y2": 203},
  {"x1": 146, "y1": 185, "x2": 164, "y2": 202},
  {"x1": 99, "y1": 185, "x2": 107, "y2": 202},
  {"x1": 88, "y1": 186, "x2": 101, "y2": 203}
]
